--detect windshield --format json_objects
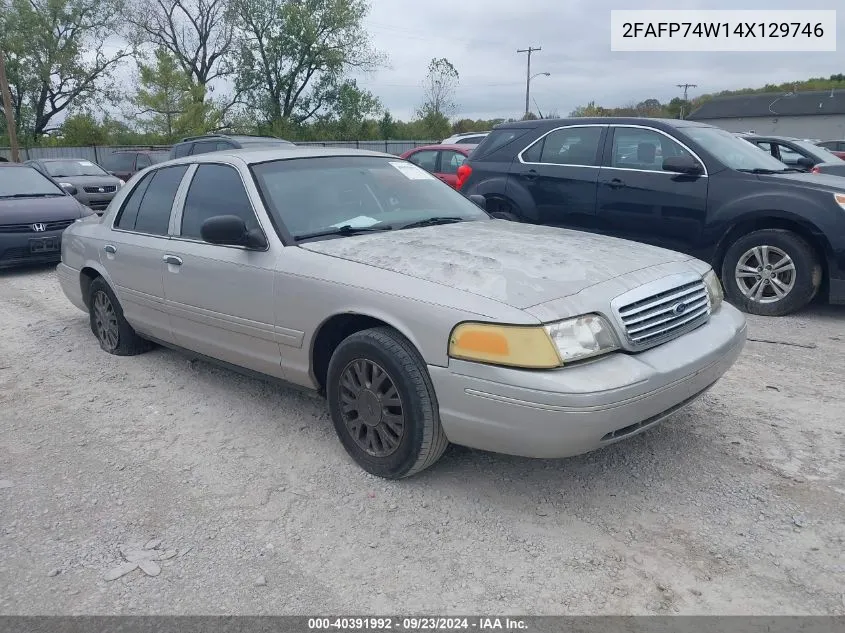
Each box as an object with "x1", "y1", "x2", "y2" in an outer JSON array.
[
  {"x1": 149, "y1": 151, "x2": 169, "y2": 164},
  {"x1": 792, "y1": 140, "x2": 844, "y2": 163},
  {"x1": 0, "y1": 167, "x2": 64, "y2": 197},
  {"x1": 251, "y1": 156, "x2": 488, "y2": 240},
  {"x1": 43, "y1": 159, "x2": 109, "y2": 177},
  {"x1": 686, "y1": 127, "x2": 789, "y2": 171}
]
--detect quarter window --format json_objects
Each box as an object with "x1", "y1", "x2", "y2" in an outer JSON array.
[
  {"x1": 180, "y1": 164, "x2": 259, "y2": 240},
  {"x1": 539, "y1": 127, "x2": 603, "y2": 166},
  {"x1": 610, "y1": 128, "x2": 694, "y2": 172}
]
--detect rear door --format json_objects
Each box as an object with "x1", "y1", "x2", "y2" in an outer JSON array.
[
  {"x1": 162, "y1": 162, "x2": 283, "y2": 378},
  {"x1": 508, "y1": 125, "x2": 605, "y2": 227},
  {"x1": 595, "y1": 125, "x2": 708, "y2": 254},
  {"x1": 103, "y1": 164, "x2": 189, "y2": 342},
  {"x1": 435, "y1": 150, "x2": 467, "y2": 188}
]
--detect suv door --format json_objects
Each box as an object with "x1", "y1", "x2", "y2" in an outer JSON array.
[
  {"x1": 162, "y1": 162, "x2": 284, "y2": 378},
  {"x1": 595, "y1": 126, "x2": 708, "y2": 254},
  {"x1": 508, "y1": 125, "x2": 605, "y2": 227},
  {"x1": 104, "y1": 164, "x2": 189, "y2": 342}
]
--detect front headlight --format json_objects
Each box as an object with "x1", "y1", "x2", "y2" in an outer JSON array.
[
  {"x1": 704, "y1": 269, "x2": 724, "y2": 312},
  {"x1": 448, "y1": 314, "x2": 619, "y2": 369},
  {"x1": 118, "y1": 179, "x2": 125, "y2": 187},
  {"x1": 833, "y1": 193, "x2": 845, "y2": 210}
]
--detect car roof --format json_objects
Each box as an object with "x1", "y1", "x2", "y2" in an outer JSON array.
[
  {"x1": 408, "y1": 144, "x2": 472, "y2": 152},
  {"x1": 496, "y1": 117, "x2": 707, "y2": 129},
  {"x1": 37, "y1": 157, "x2": 98, "y2": 162},
  {"x1": 164, "y1": 146, "x2": 395, "y2": 166}
]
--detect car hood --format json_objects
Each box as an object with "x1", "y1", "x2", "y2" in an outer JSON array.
[
  {"x1": 299, "y1": 220, "x2": 696, "y2": 309},
  {"x1": 52, "y1": 175, "x2": 123, "y2": 187},
  {"x1": 0, "y1": 195, "x2": 85, "y2": 223},
  {"x1": 759, "y1": 170, "x2": 845, "y2": 191}
]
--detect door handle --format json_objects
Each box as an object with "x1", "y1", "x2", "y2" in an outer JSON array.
[
  {"x1": 607, "y1": 178, "x2": 626, "y2": 189},
  {"x1": 163, "y1": 255, "x2": 182, "y2": 266},
  {"x1": 103, "y1": 244, "x2": 116, "y2": 254},
  {"x1": 523, "y1": 169, "x2": 538, "y2": 181}
]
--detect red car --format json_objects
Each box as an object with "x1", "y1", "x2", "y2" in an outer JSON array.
[
  {"x1": 816, "y1": 140, "x2": 845, "y2": 160},
  {"x1": 399, "y1": 144, "x2": 472, "y2": 189}
]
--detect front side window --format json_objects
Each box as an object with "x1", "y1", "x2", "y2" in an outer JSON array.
[
  {"x1": 116, "y1": 165, "x2": 187, "y2": 234},
  {"x1": 251, "y1": 156, "x2": 488, "y2": 241},
  {"x1": 539, "y1": 127, "x2": 604, "y2": 166},
  {"x1": 610, "y1": 127, "x2": 695, "y2": 172},
  {"x1": 180, "y1": 164, "x2": 259, "y2": 240},
  {"x1": 407, "y1": 150, "x2": 438, "y2": 172},
  {"x1": 439, "y1": 150, "x2": 466, "y2": 175}
]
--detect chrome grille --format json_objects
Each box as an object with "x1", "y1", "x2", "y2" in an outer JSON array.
[
  {"x1": 83, "y1": 185, "x2": 116, "y2": 194},
  {"x1": 0, "y1": 219, "x2": 75, "y2": 233},
  {"x1": 616, "y1": 278, "x2": 710, "y2": 348}
]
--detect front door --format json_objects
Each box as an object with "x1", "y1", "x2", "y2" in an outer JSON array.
[
  {"x1": 102, "y1": 165, "x2": 189, "y2": 343},
  {"x1": 162, "y1": 162, "x2": 284, "y2": 379},
  {"x1": 436, "y1": 150, "x2": 467, "y2": 188},
  {"x1": 508, "y1": 125, "x2": 605, "y2": 228},
  {"x1": 596, "y1": 126, "x2": 709, "y2": 255}
]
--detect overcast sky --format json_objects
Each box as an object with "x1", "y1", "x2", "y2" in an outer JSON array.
[{"x1": 355, "y1": 0, "x2": 844, "y2": 121}]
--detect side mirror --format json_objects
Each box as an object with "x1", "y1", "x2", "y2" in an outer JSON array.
[
  {"x1": 200, "y1": 215, "x2": 267, "y2": 249},
  {"x1": 468, "y1": 194, "x2": 487, "y2": 210},
  {"x1": 663, "y1": 155, "x2": 704, "y2": 175},
  {"x1": 59, "y1": 183, "x2": 78, "y2": 196},
  {"x1": 796, "y1": 156, "x2": 816, "y2": 169}
]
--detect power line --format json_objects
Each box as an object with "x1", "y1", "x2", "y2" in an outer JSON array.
[
  {"x1": 517, "y1": 46, "x2": 541, "y2": 116},
  {"x1": 676, "y1": 83, "x2": 697, "y2": 119}
]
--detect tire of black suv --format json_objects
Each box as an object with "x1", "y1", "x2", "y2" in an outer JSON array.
[
  {"x1": 326, "y1": 327, "x2": 449, "y2": 479},
  {"x1": 87, "y1": 278, "x2": 152, "y2": 355},
  {"x1": 721, "y1": 229, "x2": 822, "y2": 317}
]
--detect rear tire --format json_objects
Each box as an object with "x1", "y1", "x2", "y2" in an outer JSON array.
[
  {"x1": 87, "y1": 277, "x2": 152, "y2": 355},
  {"x1": 486, "y1": 197, "x2": 523, "y2": 222},
  {"x1": 721, "y1": 229, "x2": 821, "y2": 317},
  {"x1": 326, "y1": 327, "x2": 448, "y2": 479}
]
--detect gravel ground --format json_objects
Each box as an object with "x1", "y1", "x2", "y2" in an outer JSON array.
[{"x1": 1, "y1": 265, "x2": 844, "y2": 615}]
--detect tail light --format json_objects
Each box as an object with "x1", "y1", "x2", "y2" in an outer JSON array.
[
  {"x1": 456, "y1": 164, "x2": 472, "y2": 190},
  {"x1": 811, "y1": 166, "x2": 821, "y2": 174}
]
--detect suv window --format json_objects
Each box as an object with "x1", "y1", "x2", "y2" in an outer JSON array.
[
  {"x1": 118, "y1": 165, "x2": 188, "y2": 234},
  {"x1": 190, "y1": 141, "x2": 219, "y2": 155},
  {"x1": 455, "y1": 135, "x2": 485, "y2": 144},
  {"x1": 181, "y1": 164, "x2": 259, "y2": 240},
  {"x1": 173, "y1": 144, "x2": 191, "y2": 158},
  {"x1": 610, "y1": 127, "x2": 692, "y2": 172},
  {"x1": 439, "y1": 150, "x2": 466, "y2": 175},
  {"x1": 473, "y1": 128, "x2": 532, "y2": 159},
  {"x1": 407, "y1": 150, "x2": 438, "y2": 172},
  {"x1": 539, "y1": 127, "x2": 603, "y2": 166},
  {"x1": 136, "y1": 154, "x2": 152, "y2": 169},
  {"x1": 104, "y1": 153, "x2": 135, "y2": 172}
]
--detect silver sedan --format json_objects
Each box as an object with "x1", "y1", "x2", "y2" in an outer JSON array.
[{"x1": 57, "y1": 148, "x2": 747, "y2": 478}]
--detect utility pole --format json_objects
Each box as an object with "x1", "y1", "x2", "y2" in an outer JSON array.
[
  {"x1": 0, "y1": 47, "x2": 20, "y2": 162},
  {"x1": 676, "y1": 83, "x2": 697, "y2": 119},
  {"x1": 517, "y1": 46, "x2": 541, "y2": 116}
]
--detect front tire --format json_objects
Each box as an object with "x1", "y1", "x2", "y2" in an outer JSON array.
[
  {"x1": 326, "y1": 327, "x2": 448, "y2": 479},
  {"x1": 88, "y1": 277, "x2": 152, "y2": 355},
  {"x1": 721, "y1": 229, "x2": 821, "y2": 316}
]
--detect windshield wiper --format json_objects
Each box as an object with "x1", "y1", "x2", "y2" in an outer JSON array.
[
  {"x1": 0, "y1": 192, "x2": 64, "y2": 199},
  {"x1": 400, "y1": 217, "x2": 465, "y2": 230},
  {"x1": 737, "y1": 168, "x2": 787, "y2": 174},
  {"x1": 294, "y1": 224, "x2": 393, "y2": 241}
]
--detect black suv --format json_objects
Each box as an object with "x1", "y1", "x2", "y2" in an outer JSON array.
[
  {"x1": 457, "y1": 117, "x2": 845, "y2": 316},
  {"x1": 169, "y1": 133, "x2": 295, "y2": 159}
]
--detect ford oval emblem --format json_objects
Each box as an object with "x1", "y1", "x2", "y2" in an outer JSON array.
[{"x1": 673, "y1": 302, "x2": 687, "y2": 315}]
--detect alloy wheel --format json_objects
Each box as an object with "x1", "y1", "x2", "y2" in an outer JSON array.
[
  {"x1": 92, "y1": 290, "x2": 119, "y2": 351},
  {"x1": 734, "y1": 245, "x2": 796, "y2": 304},
  {"x1": 338, "y1": 359, "x2": 405, "y2": 457}
]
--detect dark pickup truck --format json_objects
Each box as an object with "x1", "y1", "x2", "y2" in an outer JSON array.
[{"x1": 458, "y1": 117, "x2": 845, "y2": 316}]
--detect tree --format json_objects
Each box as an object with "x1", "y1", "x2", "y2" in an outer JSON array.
[
  {"x1": 378, "y1": 111, "x2": 395, "y2": 139},
  {"x1": 126, "y1": 0, "x2": 236, "y2": 109},
  {"x1": 417, "y1": 57, "x2": 459, "y2": 120},
  {"x1": 61, "y1": 112, "x2": 110, "y2": 145},
  {"x1": 328, "y1": 79, "x2": 381, "y2": 139},
  {"x1": 131, "y1": 49, "x2": 192, "y2": 138},
  {"x1": 235, "y1": 0, "x2": 381, "y2": 125},
  {"x1": 0, "y1": 0, "x2": 131, "y2": 138}
]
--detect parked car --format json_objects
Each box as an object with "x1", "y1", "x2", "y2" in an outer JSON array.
[
  {"x1": 458, "y1": 118, "x2": 845, "y2": 316},
  {"x1": 816, "y1": 140, "x2": 845, "y2": 160},
  {"x1": 738, "y1": 134, "x2": 845, "y2": 176},
  {"x1": 441, "y1": 132, "x2": 489, "y2": 145},
  {"x1": 0, "y1": 163, "x2": 95, "y2": 269},
  {"x1": 25, "y1": 158, "x2": 125, "y2": 214},
  {"x1": 57, "y1": 147, "x2": 746, "y2": 478},
  {"x1": 399, "y1": 144, "x2": 472, "y2": 188},
  {"x1": 102, "y1": 150, "x2": 169, "y2": 182},
  {"x1": 169, "y1": 133, "x2": 295, "y2": 159}
]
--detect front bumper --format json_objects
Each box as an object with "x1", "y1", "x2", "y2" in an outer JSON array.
[
  {"x1": 0, "y1": 230, "x2": 65, "y2": 269},
  {"x1": 74, "y1": 191, "x2": 117, "y2": 213},
  {"x1": 429, "y1": 303, "x2": 747, "y2": 459}
]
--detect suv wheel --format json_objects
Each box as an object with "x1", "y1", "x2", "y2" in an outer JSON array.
[
  {"x1": 326, "y1": 327, "x2": 449, "y2": 479},
  {"x1": 487, "y1": 198, "x2": 523, "y2": 222},
  {"x1": 721, "y1": 229, "x2": 821, "y2": 316}
]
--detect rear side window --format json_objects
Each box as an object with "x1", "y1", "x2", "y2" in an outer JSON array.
[
  {"x1": 190, "y1": 141, "x2": 219, "y2": 155},
  {"x1": 456, "y1": 135, "x2": 486, "y2": 144},
  {"x1": 541, "y1": 127, "x2": 604, "y2": 166},
  {"x1": 117, "y1": 165, "x2": 188, "y2": 234},
  {"x1": 180, "y1": 164, "x2": 259, "y2": 240},
  {"x1": 173, "y1": 144, "x2": 191, "y2": 158},
  {"x1": 471, "y1": 128, "x2": 533, "y2": 159}
]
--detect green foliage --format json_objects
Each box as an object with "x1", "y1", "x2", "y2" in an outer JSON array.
[
  {"x1": 0, "y1": 0, "x2": 130, "y2": 138},
  {"x1": 132, "y1": 49, "x2": 195, "y2": 139},
  {"x1": 61, "y1": 113, "x2": 110, "y2": 145},
  {"x1": 417, "y1": 57, "x2": 459, "y2": 120}
]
